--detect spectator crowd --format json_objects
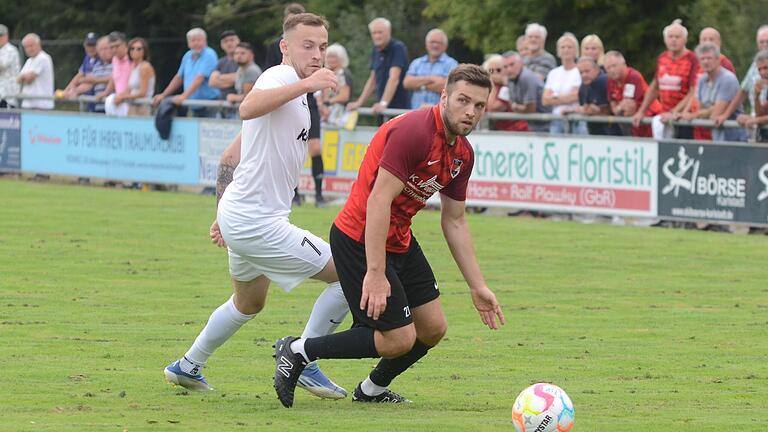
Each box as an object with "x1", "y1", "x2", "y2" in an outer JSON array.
[{"x1": 2, "y1": 12, "x2": 768, "y2": 142}]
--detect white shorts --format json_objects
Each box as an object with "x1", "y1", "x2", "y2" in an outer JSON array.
[{"x1": 218, "y1": 214, "x2": 331, "y2": 292}]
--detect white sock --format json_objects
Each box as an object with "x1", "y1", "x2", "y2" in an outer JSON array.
[
  {"x1": 289, "y1": 338, "x2": 309, "y2": 362},
  {"x1": 300, "y1": 282, "x2": 349, "y2": 338},
  {"x1": 183, "y1": 296, "x2": 256, "y2": 367},
  {"x1": 179, "y1": 356, "x2": 203, "y2": 375},
  {"x1": 361, "y1": 376, "x2": 386, "y2": 396}
]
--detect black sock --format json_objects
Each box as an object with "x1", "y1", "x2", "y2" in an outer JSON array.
[
  {"x1": 304, "y1": 327, "x2": 379, "y2": 361},
  {"x1": 311, "y1": 155, "x2": 324, "y2": 198},
  {"x1": 369, "y1": 339, "x2": 432, "y2": 387}
]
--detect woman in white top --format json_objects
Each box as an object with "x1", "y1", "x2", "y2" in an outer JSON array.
[
  {"x1": 542, "y1": 32, "x2": 586, "y2": 134},
  {"x1": 318, "y1": 43, "x2": 352, "y2": 127},
  {"x1": 112, "y1": 37, "x2": 155, "y2": 116}
]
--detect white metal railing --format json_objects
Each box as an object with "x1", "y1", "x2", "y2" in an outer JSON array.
[{"x1": 4, "y1": 94, "x2": 761, "y2": 138}]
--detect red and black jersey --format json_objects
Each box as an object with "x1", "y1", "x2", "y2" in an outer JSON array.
[
  {"x1": 334, "y1": 105, "x2": 474, "y2": 253},
  {"x1": 656, "y1": 49, "x2": 699, "y2": 112}
]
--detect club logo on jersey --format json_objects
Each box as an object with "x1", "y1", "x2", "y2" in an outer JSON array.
[
  {"x1": 296, "y1": 128, "x2": 308, "y2": 143},
  {"x1": 451, "y1": 159, "x2": 463, "y2": 179},
  {"x1": 409, "y1": 174, "x2": 444, "y2": 195}
]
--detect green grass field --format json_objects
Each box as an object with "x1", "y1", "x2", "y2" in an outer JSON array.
[{"x1": 1, "y1": 180, "x2": 766, "y2": 431}]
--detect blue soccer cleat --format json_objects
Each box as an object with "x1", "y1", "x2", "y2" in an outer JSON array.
[
  {"x1": 164, "y1": 359, "x2": 213, "y2": 391},
  {"x1": 297, "y1": 362, "x2": 348, "y2": 400}
]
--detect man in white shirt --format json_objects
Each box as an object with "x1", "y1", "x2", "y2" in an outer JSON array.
[
  {"x1": 164, "y1": 13, "x2": 350, "y2": 401},
  {"x1": 0, "y1": 24, "x2": 21, "y2": 108},
  {"x1": 17, "y1": 33, "x2": 54, "y2": 110}
]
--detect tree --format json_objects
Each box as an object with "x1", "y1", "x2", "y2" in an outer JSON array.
[
  {"x1": 424, "y1": 0, "x2": 698, "y2": 78},
  {"x1": 684, "y1": 0, "x2": 768, "y2": 78}
]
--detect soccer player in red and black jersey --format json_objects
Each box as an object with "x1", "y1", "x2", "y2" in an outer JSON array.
[{"x1": 273, "y1": 64, "x2": 505, "y2": 407}]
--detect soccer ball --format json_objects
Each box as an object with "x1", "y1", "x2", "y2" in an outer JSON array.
[{"x1": 512, "y1": 383, "x2": 575, "y2": 432}]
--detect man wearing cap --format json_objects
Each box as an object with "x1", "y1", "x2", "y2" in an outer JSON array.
[
  {"x1": 210, "y1": 30, "x2": 240, "y2": 117},
  {"x1": 63, "y1": 33, "x2": 99, "y2": 104},
  {"x1": 0, "y1": 24, "x2": 21, "y2": 108}
]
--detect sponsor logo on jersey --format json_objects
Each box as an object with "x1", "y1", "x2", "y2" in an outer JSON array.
[{"x1": 297, "y1": 128, "x2": 308, "y2": 143}]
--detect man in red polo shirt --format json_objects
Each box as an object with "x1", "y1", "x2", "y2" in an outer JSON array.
[
  {"x1": 272, "y1": 64, "x2": 505, "y2": 408},
  {"x1": 605, "y1": 50, "x2": 661, "y2": 137},
  {"x1": 633, "y1": 19, "x2": 699, "y2": 139}
]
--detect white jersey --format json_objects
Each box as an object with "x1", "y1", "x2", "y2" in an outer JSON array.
[{"x1": 219, "y1": 65, "x2": 310, "y2": 233}]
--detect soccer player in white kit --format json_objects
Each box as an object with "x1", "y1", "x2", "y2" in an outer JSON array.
[{"x1": 164, "y1": 13, "x2": 349, "y2": 399}]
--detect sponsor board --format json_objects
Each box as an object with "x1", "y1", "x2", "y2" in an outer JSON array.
[
  {"x1": 198, "y1": 120, "x2": 241, "y2": 186},
  {"x1": 658, "y1": 142, "x2": 768, "y2": 224},
  {"x1": 0, "y1": 112, "x2": 21, "y2": 172},
  {"x1": 308, "y1": 128, "x2": 659, "y2": 216},
  {"x1": 21, "y1": 112, "x2": 199, "y2": 184}
]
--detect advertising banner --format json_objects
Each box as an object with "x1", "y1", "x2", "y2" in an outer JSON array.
[
  {"x1": 21, "y1": 112, "x2": 199, "y2": 184},
  {"x1": 305, "y1": 128, "x2": 659, "y2": 217},
  {"x1": 0, "y1": 112, "x2": 21, "y2": 172},
  {"x1": 658, "y1": 142, "x2": 768, "y2": 225},
  {"x1": 198, "y1": 120, "x2": 241, "y2": 186},
  {"x1": 299, "y1": 127, "x2": 373, "y2": 195},
  {"x1": 467, "y1": 134, "x2": 658, "y2": 216}
]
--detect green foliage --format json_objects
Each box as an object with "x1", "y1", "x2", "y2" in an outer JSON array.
[
  {"x1": 1, "y1": 0, "x2": 767, "y2": 102},
  {"x1": 424, "y1": 0, "x2": 697, "y2": 77},
  {"x1": 1, "y1": 180, "x2": 767, "y2": 430},
  {"x1": 684, "y1": 0, "x2": 768, "y2": 78}
]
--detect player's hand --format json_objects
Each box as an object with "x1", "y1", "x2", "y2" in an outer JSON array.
[
  {"x1": 172, "y1": 95, "x2": 186, "y2": 106},
  {"x1": 360, "y1": 271, "x2": 390, "y2": 320},
  {"x1": 631, "y1": 111, "x2": 643, "y2": 127},
  {"x1": 304, "y1": 68, "x2": 338, "y2": 93},
  {"x1": 470, "y1": 286, "x2": 505, "y2": 330},
  {"x1": 209, "y1": 220, "x2": 226, "y2": 248}
]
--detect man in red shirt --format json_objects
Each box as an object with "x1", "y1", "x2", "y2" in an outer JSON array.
[
  {"x1": 273, "y1": 64, "x2": 505, "y2": 407},
  {"x1": 699, "y1": 27, "x2": 736, "y2": 73},
  {"x1": 604, "y1": 50, "x2": 661, "y2": 137},
  {"x1": 633, "y1": 19, "x2": 699, "y2": 139}
]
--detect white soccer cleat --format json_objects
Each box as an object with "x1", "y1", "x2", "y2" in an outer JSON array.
[
  {"x1": 297, "y1": 362, "x2": 348, "y2": 400},
  {"x1": 164, "y1": 360, "x2": 213, "y2": 391}
]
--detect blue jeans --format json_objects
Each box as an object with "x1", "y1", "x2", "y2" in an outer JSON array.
[{"x1": 549, "y1": 120, "x2": 588, "y2": 135}]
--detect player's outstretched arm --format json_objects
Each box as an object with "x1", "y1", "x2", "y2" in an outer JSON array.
[
  {"x1": 209, "y1": 132, "x2": 243, "y2": 248},
  {"x1": 361, "y1": 167, "x2": 405, "y2": 320},
  {"x1": 439, "y1": 194, "x2": 505, "y2": 330},
  {"x1": 239, "y1": 68, "x2": 337, "y2": 120}
]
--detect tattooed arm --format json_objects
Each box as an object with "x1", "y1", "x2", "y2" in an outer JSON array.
[
  {"x1": 216, "y1": 132, "x2": 242, "y2": 207},
  {"x1": 210, "y1": 132, "x2": 242, "y2": 247}
]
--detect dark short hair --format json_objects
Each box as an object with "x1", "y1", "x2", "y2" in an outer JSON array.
[
  {"x1": 283, "y1": 13, "x2": 329, "y2": 34},
  {"x1": 236, "y1": 42, "x2": 254, "y2": 53},
  {"x1": 284, "y1": 3, "x2": 305, "y2": 17},
  {"x1": 220, "y1": 30, "x2": 237, "y2": 40},
  {"x1": 446, "y1": 64, "x2": 492, "y2": 92},
  {"x1": 128, "y1": 37, "x2": 150, "y2": 61},
  {"x1": 577, "y1": 56, "x2": 599, "y2": 68},
  {"x1": 108, "y1": 31, "x2": 127, "y2": 44}
]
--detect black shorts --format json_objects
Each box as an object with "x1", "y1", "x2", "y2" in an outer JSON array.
[
  {"x1": 307, "y1": 93, "x2": 321, "y2": 139},
  {"x1": 330, "y1": 224, "x2": 440, "y2": 331}
]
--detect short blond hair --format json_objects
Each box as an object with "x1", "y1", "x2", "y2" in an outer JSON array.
[
  {"x1": 581, "y1": 34, "x2": 605, "y2": 65},
  {"x1": 283, "y1": 12, "x2": 329, "y2": 34}
]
